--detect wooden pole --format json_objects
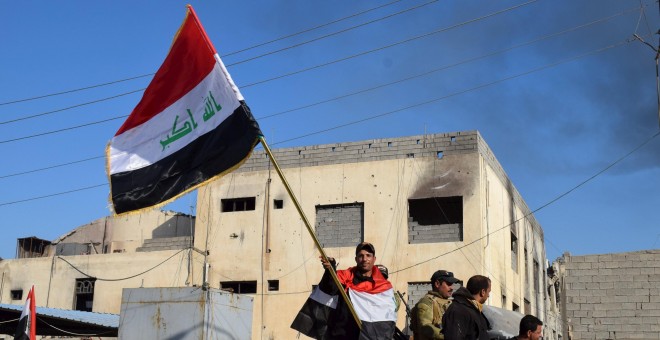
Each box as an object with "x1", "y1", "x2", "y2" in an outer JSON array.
[{"x1": 258, "y1": 136, "x2": 362, "y2": 329}]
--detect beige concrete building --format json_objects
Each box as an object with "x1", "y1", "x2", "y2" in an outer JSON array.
[{"x1": 0, "y1": 131, "x2": 559, "y2": 339}]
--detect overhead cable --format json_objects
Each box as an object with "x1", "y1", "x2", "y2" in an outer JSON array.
[
  {"x1": 271, "y1": 39, "x2": 630, "y2": 146},
  {"x1": 0, "y1": 0, "x2": 544, "y2": 134},
  {"x1": 223, "y1": 0, "x2": 407, "y2": 58},
  {"x1": 0, "y1": 9, "x2": 638, "y2": 179},
  {"x1": 0, "y1": 156, "x2": 104, "y2": 180},
  {"x1": 391, "y1": 129, "x2": 660, "y2": 274},
  {"x1": 241, "y1": 0, "x2": 539, "y2": 88},
  {"x1": 1, "y1": 0, "x2": 536, "y2": 125},
  {"x1": 56, "y1": 248, "x2": 187, "y2": 281},
  {"x1": 0, "y1": 38, "x2": 634, "y2": 193},
  {"x1": 0, "y1": 0, "x2": 413, "y2": 107},
  {"x1": 226, "y1": 0, "x2": 439, "y2": 67},
  {"x1": 36, "y1": 317, "x2": 115, "y2": 337}
]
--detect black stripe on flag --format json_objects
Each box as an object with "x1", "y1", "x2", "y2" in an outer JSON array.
[{"x1": 110, "y1": 102, "x2": 261, "y2": 214}]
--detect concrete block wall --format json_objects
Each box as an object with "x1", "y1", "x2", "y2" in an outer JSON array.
[
  {"x1": 406, "y1": 282, "x2": 432, "y2": 334},
  {"x1": 561, "y1": 250, "x2": 660, "y2": 339},
  {"x1": 236, "y1": 131, "x2": 480, "y2": 173},
  {"x1": 315, "y1": 203, "x2": 363, "y2": 248},
  {"x1": 408, "y1": 222, "x2": 462, "y2": 244},
  {"x1": 136, "y1": 236, "x2": 192, "y2": 252}
]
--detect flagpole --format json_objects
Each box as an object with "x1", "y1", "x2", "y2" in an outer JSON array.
[{"x1": 258, "y1": 136, "x2": 362, "y2": 329}]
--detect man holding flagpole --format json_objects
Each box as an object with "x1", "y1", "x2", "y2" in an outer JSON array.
[
  {"x1": 14, "y1": 286, "x2": 36, "y2": 340},
  {"x1": 291, "y1": 242, "x2": 397, "y2": 339}
]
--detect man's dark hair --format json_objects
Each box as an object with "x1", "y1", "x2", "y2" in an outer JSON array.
[
  {"x1": 465, "y1": 275, "x2": 490, "y2": 295},
  {"x1": 518, "y1": 315, "x2": 543, "y2": 337}
]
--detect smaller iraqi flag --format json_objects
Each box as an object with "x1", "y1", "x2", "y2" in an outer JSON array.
[
  {"x1": 14, "y1": 286, "x2": 36, "y2": 340},
  {"x1": 291, "y1": 266, "x2": 397, "y2": 339},
  {"x1": 106, "y1": 5, "x2": 262, "y2": 214}
]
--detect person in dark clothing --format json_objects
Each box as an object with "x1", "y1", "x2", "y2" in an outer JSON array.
[
  {"x1": 508, "y1": 315, "x2": 543, "y2": 340},
  {"x1": 441, "y1": 275, "x2": 491, "y2": 340}
]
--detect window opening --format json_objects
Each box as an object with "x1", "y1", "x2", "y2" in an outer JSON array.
[
  {"x1": 268, "y1": 280, "x2": 280, "y2": 291},
  {"x1": 220, "y1": 281, "x2": 257, "y2": 294},
  {"x1": 74, "y1": 278, "x2": 96, "y2": 312},
  {"x1": 221, "y1": 197, "x2": 256, "y2": 212},
  {"x1": 274, "y1": 199, "x2": 283, "y2": 209},
  {"x1": 408, "y1": 197, "x2": 463, "y2": 243},
  {"x1": 10, "y1": 290, "x2": 23, "y2": 300},
  {"x1": 511, "y1": 232, "x2": 518, "y2": 272}
]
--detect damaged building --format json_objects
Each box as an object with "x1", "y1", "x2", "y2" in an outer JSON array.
[{"x1": 0, "y1": 131, "x2": 560, "y2": 339}]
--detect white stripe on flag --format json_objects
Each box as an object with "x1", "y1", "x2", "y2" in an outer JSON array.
[
  {"x1": 309, "y1": 286, "x2": 339, "y2": 309},
  {"x1": 349, "y1": 288, "x2": 397, "y2": 322},
  {"x1": 109, "y1": 61, "x2": 241, "y2": 174}
]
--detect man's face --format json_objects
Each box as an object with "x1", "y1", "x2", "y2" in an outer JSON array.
[
  {"x1": 355, "y1": 250, "x2": 375, "y2": 274},
  {"x1": 528, "y1": 325, "x2": 543, "y2": 340},
  {"x1": 478, "y1": 284, "x2": 491, "y2": 304},
  {"x1": 434, "y1": 280, "x2": 454, "y2": 299}
]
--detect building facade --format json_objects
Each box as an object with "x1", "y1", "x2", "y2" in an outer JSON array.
[
  {"x1": 195, "y1": 131, "x2": 557, "y2": 338},
  {"x1": 0, "y1": 131, "x2": 559, "y2": 339}
]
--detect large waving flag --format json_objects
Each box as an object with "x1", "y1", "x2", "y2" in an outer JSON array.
[
  {"x1": 14, "y1": 286, "x2": 36, "y2": 340},
  {"x1": 107, "y1": 5, "x2": 262, "y2": 214}
]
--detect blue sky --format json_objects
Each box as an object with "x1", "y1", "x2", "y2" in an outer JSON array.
[{"x1": 1, "y1": 0, "x2": 658, "y2": 262}]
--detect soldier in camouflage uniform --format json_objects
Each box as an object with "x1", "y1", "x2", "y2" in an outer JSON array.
[{"x1": 412, "y1": 270, "x2": 460, "y2": 340}]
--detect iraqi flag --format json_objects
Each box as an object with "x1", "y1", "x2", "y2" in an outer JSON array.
[
  {"x1": 14, "y1": 286, "x2": 36, "y2": 340},
  {"x1": 291, "y1": 266, "x2": 397, "y2": 339},
  {"x1": 106, "y1": 5, "x2": 262, "y2": 214}
]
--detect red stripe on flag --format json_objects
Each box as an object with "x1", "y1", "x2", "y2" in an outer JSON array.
[
  {"x1": 28, "y1": 286, "x2": 35, "y2": 340},
  {"x1": 115, "y1": 9, "x2": 216, "y2": 136}
]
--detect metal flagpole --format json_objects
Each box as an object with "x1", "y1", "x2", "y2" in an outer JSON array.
[{"x1": 258, "y1": 136, "x2": 362, "y2": 329}]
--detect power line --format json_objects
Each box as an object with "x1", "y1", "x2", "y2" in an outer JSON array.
[
  {"x1": 56, "y1": 248, "x2": 187, "y2": 281},
  {"x1": 391, "y1": 129, "x2": 660, "y2": 274},
  {"x1": 0, "y1": 39, "x2": 636, "y2": 209},
  {"x1": 0, "y1": 0, "x2": 413, "y2": 107},
  {"x1": 1, "y1": 0, "x2": 537, "y2": 126},
  {"x1": 0, "y1": 90, "x2": 139, "y2": 125},
  {"x1": 0, "y1": 73, "x2": 153, "y2": 107},
  {"x1": 0, "y1": 184, "x2": 106, "y2": 207},
  {"x1": 0, "y1": 155, "x2": 104, "y2": 180},
  {"x1": 223, "y1": 0, "x2": 408, "y2": 58},
  {"x1": 0, "y1": 9, "x2": 636, "y2": 180},
  {"x1": 0, "y1": 116, "x2": 124, "y2": 144},
  {"x1": 226, "y1": 0, "x2": 439, "y2": 67},
  {"x1": 241, "y1": 0, "x2": 540, "y2": 88},
  {"x1": 271, "y1": 39, "x2": 630, "y2": 146}
]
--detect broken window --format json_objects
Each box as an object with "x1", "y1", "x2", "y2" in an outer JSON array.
[
  {"x1": 512, "y1": 302, "x2": 520, "y2": 312},
  {"x1": 268, "y1": 280, "x2": 279, "y2": 291},
  {"x1": 10, "y1": 290, "x2": 23, "y2": 300},
  {"x1": 315, "y1": 203, "x2": 364, "y2": 248},
  {"x1": 74, "y1": 278, "x2": 96, "y2": 312},
  {"x1": 221, "y1": 197, "x2": 256, "y2": 212},
  {"x1": 220, "y1": 281, "x2": 257, "y2": 294},
  {"x1": 16, "y1": 237, "x2": 51, "y2": 259},
  {"x1": 533, "y1": 259, "x2": 540, "y2": 295},
  {"x1": 511, "y1": 232, "x2": 518, "y2": 272},
  {"x1": 408, "y1": 196, "x2": 463, "y2": 243},
  {"x1": 524, "y1": 298, "x2": 531, "y2": 315}
]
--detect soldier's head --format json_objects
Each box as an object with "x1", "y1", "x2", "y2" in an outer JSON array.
[{"x1": 430, "y1": 270, "x2": 459, "y2": 298}]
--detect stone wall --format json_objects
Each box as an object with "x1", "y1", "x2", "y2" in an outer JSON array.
[{"x1": 561, "y1": 250, "x2": 660, "y2": 339}]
